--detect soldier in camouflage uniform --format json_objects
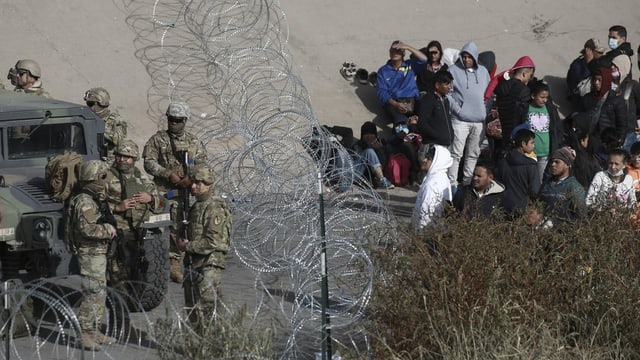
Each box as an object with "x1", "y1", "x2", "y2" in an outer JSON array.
[
  {"x1": 10, "y1": 59, "x2": 50, "y2": 140},
  {"x1": 84, "y1": 87, "x2": 128, "y2": 162},
  {"x1": 106, "y1": 140, "x2": 163, "y2": 288},
  {"x1": 175, "y1": 164, "x2": 232, "y2": 332},
  {"x1": 143, "y1": 101, "x2": 208, "y2": 283},
  {"x1": 11, "y1": 59, "x2": 51, "y2": 97},
  {"x1": 105, "y1": 140, "x2": 162, "y2": 337},
  {"x1": 67, "y1": 160, "x2": 118, "y2": 351}
]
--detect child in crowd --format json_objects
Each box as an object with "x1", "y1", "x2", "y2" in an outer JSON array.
[
  {"x1": 494, "y1": 128, "x2": 541, "y2": 218},
  {"x1": 586, "y1": 148, "x2": 636, "y2": 209},
  {"x1": 411, "y1": 145, "x2": 453, "y2": 231},
  {"x1": 354, "y1": 121, "x2": 395, "y2": 189},
  {"x1": 522, "y1": 80, "x2": 563, "y2": 180},
  {"x1": 564, "y1": 123, "x2": 601, "y2": 190}
]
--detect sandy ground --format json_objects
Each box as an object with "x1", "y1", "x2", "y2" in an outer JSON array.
[{"x1": 1, "y1": 1, "x2": 638, "y2": 142}]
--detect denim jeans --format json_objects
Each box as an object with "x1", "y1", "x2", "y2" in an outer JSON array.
[
  {"x1": 355, "y1": 148, "x2": 382, "y2": 176},
  {"x1": 623, "y1": 131, "x2": 640, "y2": 152},
  {"x1": 447, "y1": 119, "x2": 484, "y2": 185}
]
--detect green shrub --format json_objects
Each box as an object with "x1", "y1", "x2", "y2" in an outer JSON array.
[{"x1": 368, "y1": 208, "x2": 640, "y2": 359}]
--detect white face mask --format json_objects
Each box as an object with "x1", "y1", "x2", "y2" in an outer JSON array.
[{"x1": 608, "y1": 38, "x2": 619, "y2": 50}]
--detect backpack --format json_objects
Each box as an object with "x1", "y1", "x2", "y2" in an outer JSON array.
[
  {"x1": 45, "y1": 151, "x2": 83, "y2": 202},
  {"x1": 384, "y1": 153, "x2": 410, "y2": 186}
]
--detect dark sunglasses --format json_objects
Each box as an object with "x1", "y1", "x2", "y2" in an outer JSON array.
[
  {"x1": 17, "y1": 70, "x2": 28, "y2": 76},
  {"x1": 168, "y1": 117, "x2": 186, "y2": 123},
  {"x1": 86, "y1": 101, "x2": 96, "y2": 107}
]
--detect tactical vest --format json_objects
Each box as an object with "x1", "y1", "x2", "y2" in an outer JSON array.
[
  {"x1": 111, "y1": 168, "x2": 152, "y2": 229},
  {"x1": 150, "y1": 131, "x2": 200, "y2": 191}
]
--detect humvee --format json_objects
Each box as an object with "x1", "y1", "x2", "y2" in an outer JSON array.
[{"x1": 0, "y1": 90, "x2": 170, "y2": 311}]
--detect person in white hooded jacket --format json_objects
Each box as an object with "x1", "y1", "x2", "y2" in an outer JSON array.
[{"x1": 412, "y1": 145, "x2": 453, "y2": 231}]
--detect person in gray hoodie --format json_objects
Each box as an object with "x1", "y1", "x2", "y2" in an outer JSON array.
[{"x1": 447, "y1": 41, "x2": 491, "y2": 190}]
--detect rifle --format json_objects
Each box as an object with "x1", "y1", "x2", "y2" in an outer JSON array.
[
  {"x1": 130, "y1": 227, "x2": 149, "y2": 281},
  {"x1": 177, "y1": 150, "x2": 201, "y2": 301},
  {"x1": 97, "y1": 200, "x2": 124, "y2": 258}
]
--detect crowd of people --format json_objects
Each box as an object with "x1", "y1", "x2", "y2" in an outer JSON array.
[
  {"x1": 326, "y1": 25, "x2": 640, "y2": 232},
  {"x1": 2, "y1": 60, "x2": 231, "y2": 349}
]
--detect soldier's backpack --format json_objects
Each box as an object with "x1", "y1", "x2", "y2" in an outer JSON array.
[{"x1": 45, "y1": 151, "x2": 83, "y2": 202}]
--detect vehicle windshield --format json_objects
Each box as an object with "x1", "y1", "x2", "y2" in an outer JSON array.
[{"x1": 8, "y1": 123, "x2": 86, "y2": 159}]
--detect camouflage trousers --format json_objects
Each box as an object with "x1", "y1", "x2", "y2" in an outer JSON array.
[
  {"x1": 104, "y1": 231, "x2": 140, "y2": 333},
  {"x1": 108, "y1": 231, "x2": 137, "y2": 294},
  {"x1": 183, "y1": 265, "x2": 222, "y2": 332},
  {"x1": 76, "y1": 247, "x2": 108, "y2": 331},
  {"x1": 168, "y1": 195, "x2": 188, "y2": 259}
]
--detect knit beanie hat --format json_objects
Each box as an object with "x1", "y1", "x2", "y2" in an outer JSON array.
[
  {"x1": 360, "y1": 121, "x2": 377, "y2": 137},
  {"x1": 551, "y1": 146, "x2": 576, "y2": 166}
]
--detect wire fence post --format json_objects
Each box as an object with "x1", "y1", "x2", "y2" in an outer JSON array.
[{"x1": 317, "y1": 172, "x2": 332, "y2": 360}]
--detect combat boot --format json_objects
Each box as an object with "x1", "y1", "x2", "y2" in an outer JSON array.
[
  {"x1": 80, "y1": 331, "x2": 103, "y2": 351},
  {"x1": 170, "y1": 258, "x2": 184, "y2": 283}
]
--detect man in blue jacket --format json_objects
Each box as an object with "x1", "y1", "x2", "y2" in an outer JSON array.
[
  {"x1": 447, "y1": 41, "x2": 490, "y2": 190},
  {"x1": 376, "y1": 40, "x2": 427, "y2": 125}
]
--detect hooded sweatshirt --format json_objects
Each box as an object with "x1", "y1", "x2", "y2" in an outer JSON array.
[
  {"x1": 412, "y1": 145, "x2": 453, "y2": 230},
  {"x1": 448, "y1": 41, "x2": 491, "y2": 123},
  {"x1": 453, "y1": 179, "x2": 506, "y2": 219}
]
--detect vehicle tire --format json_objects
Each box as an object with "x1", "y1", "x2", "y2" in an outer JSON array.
[{"x1": 127, "y1": 229, "x2": 169, "y2": 311}]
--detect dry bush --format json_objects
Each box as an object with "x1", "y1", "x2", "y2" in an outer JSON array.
[
  {"x1": 154, "y1": 304, "x2": 274, "y2": 359},
  {"x1": 368, "y1": 207, "x2": 640, "y2": 359}
]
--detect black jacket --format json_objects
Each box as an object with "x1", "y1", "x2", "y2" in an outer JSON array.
[
  {"x1": 416, "y1": 65, "x2": 449, "y2": 94},
  {"x1": 495, "y1": 78, "x2": 531, "y2": 142},
  {"x1": 494, "y1": 149, "x2": 541, "y2": 216},
  {"x1": 582, "y1": 89, "x2": 628, "y2": 139},
  {"x1": 416, "y1": 92, "x2": 453, "y2": 146},
  {"x1": 453, "y1": 180, "x2": 505, "y2": 219}
]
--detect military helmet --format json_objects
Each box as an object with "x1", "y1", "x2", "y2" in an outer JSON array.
[
  {"x1": 166, "y1": 101, "x2": 191, "y2": 120},
  {"x1": 79, "y1": 160, "x2": 110, "y2": 182},
  {"x1": 84, "y1": 87, "x2": 111, "y2": 107},
  {"x1": 114, "y1": 140, "x2": 139, "y2": 159},
  {"x1": 15, "y1": 59, "x2": 41, "y2": 78},
  {"x1": 191, "y1": 164, "x2": 214, "y2": 185}
]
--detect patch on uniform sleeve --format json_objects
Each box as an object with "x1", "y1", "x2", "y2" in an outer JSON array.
[
  {"x1": 214, "y1": 215, "x2": 221, "y2": 225},
  {"x1": 82, "y1": 204, "x2": 97, "y2": 223}
]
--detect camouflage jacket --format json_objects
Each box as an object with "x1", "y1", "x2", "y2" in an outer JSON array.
[
  {"x1": 186, "y1": 191, "x2": 232, "y2": 269},
  {"x1": 67, "y1": 192, "x2": 112, "y2": 253},
  {"x1": 14, "y1": 83, "x2": 51, "y2": 98},
  {"x1": 106, "y1": 166, "x2": 162, "y2": 230},
  {"x1": 102, "y1": 110, "x2": 128, "y2": 160},
  {"x1": 142, "y1": 130, "x2": 207, "y2": 191}
]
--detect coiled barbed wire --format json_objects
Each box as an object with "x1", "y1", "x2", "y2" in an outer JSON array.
[
  {"x1": 1, "y1": 1, "x2": 399, "y2": 358},
  {"x1": 120, "y1": 0, "x2": 398, "y2": 358}
]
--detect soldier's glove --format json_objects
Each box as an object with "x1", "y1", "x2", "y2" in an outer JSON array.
[{"x1": 177, "y1": 176, "x2": 192, "y2": 188}]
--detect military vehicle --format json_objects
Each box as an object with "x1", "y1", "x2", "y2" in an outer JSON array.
[{"x1": 0, "y1": 90, "x2": 170, "y2": 311}]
